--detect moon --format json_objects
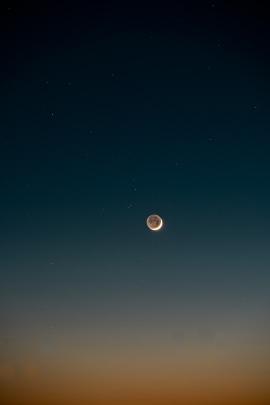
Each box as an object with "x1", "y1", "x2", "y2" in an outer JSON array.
[{"x1": 146, "y1": 214, "x2": 163, "y2": 231}]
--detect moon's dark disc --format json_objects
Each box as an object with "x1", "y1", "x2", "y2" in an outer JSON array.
[{"x1": 146, "y1": 214, "x2": 163, "y2": 231}]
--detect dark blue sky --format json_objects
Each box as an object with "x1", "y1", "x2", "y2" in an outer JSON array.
[{"x1": 1, "y1": 2, "x2": 270, "y2": 404}]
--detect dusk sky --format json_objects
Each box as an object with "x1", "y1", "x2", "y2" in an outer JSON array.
[{"x1": 1, "y1": 2, "x2": 270, "y2": 404}]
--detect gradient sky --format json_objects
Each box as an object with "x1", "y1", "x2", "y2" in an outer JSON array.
[{"x1": 1, "y1": 1, "x2": 270, "y2": 404}]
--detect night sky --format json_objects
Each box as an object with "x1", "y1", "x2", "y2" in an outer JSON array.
[{"x1": 1, "y1": 2, "x2": 270, "y2": 404}]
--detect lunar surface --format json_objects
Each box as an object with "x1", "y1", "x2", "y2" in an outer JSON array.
[{"x1": 146, "y1": 214, "x2": 163, "y2": 231}]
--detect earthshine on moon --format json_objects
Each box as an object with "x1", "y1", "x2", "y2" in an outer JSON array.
[{"x1": 146, "y1": 214, "x2": 163, "y2": 231}]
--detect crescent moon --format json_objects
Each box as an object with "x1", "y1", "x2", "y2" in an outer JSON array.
[{"x1": 146, "y1": 214, "x2": 163, "y2": 231}]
